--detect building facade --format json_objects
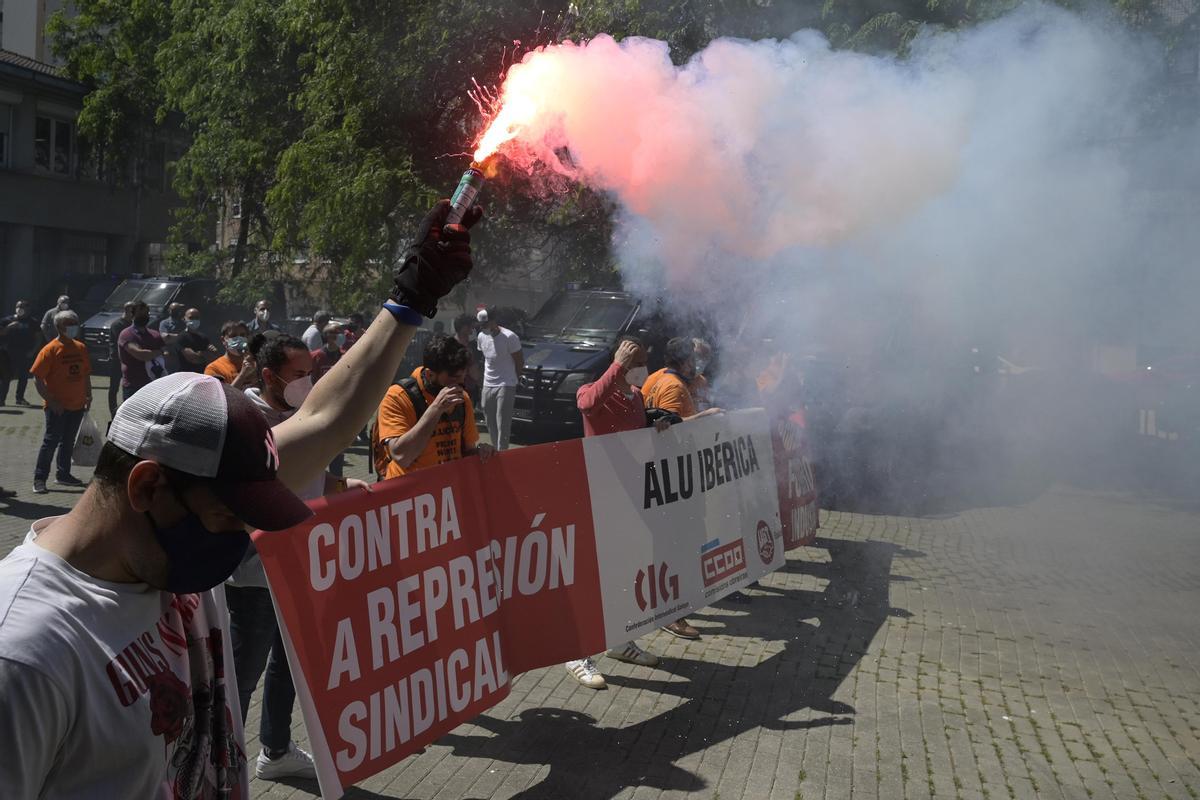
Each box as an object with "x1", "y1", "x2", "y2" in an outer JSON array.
[{"x1": 0, "y1": 2, "x2": 172, "y2": 316}]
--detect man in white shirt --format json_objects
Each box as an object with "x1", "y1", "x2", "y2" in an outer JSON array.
[
  {"x1": 0, "y1": 200, "x2": 482, "y2": 799},
  {"x1": 475, "y1": 308, "x2": 524, "y2": 450},
  {"x1": 300, "y1": 310, "x2": 330, "y2": 352}
]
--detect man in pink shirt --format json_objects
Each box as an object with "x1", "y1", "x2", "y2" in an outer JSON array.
[{"x1": 567, "y1": 336, "x2": 673, "y2": 688}]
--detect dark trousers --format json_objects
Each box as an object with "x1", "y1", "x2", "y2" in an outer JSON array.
[
  {"x1": 225, "y1": 585, "x2": 295, "y2": 753},
  {"x1": 0, "y1": 354, "x2": 31, "y2": 403},
  {"x1": 108, "y1": 361, "x2": 123, "y2": 416},
  {"x1": 35, "y1": 408, "x2": 85, "y2": 481}
]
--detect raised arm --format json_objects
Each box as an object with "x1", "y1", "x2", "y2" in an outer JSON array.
[{"x1": 272, "y1": 201, "x2": 481, "y2": 490}]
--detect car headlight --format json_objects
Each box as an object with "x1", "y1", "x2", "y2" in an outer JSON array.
[{"x1": 557, "y1": 372, "x2": 591, "y2": 396}]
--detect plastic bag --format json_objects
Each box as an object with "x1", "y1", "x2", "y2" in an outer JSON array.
[{"x1": 73, "y1": 413, "x2": 103, "y2": 467}]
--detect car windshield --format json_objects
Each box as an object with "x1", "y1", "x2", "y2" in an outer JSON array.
[
  {"x1": 527, "y1": 294, "x2": 635, "y2": 340},
  {"x1": 101, "y1": 281, "x2": 179, "y2": 312}
]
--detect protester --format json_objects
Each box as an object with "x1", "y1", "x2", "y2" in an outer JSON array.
[
  {"x1": 155, "y1": 303, "x2": 188, "y2": 373},
  {"x1": 691, "y1": 338, "x2": 714, "y2": 410},
  {"x1": 311, "y1": 322, "x2": 345, "y2": 382},
  {"x1": 564, "y1": 335, "x2": 671, "y2": 688},
  {"x1": 454, "y1": 312, "x2": 483, "y2": 404},
  {"x1": 643, "y1": 337, "x2": 725, "y2": 639},
  {"x1": 0, "y1": 300, "x2": 40, "y2": 406},
  {"x1": 246, "y1": 298, "x2": 279, "y2": 334},
  {"x1": 374, "y1": 334, "x2": 493, "y2": 479},
  {"x1": 40, "y1": 294, "x2": 69, "y2": 343},
  {"x1": 117, "y1": 301, "x2": 168, "y2": 401},
  {"x1": 205, "y1": 320, "x2": 257, "y2": 388},
  {"x1": 0, "y1": 198, "x2": 482, "y2": 797},
  {"x1": 106, "y1": 302, "x2": 136, "y2": 415},
  {"x1": 644, "y1": 337, "x2": 724, "y2": 423},
  {"x1": 301, "y1": 310, "x2": 331, "y2": 352},
  {"x1": 226, "y1": 333, "x2": 366, "y2": 780},
  {"x1": 177, "y1": 307, "x2": 220, "y2": 374},
  {"x1": 29, "y1": 310, "x2": 91, "y2": 494},
  {"x1": 343, "y1": 312, "x2": 365, "y2": 349},
  {"x1": 476, "y1": 307, "x2": 523, "y2": 450}
]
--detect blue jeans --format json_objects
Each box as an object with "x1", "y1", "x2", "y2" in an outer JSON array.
[
  {"x1": 225, "y1": 585, "x2": 295, "y2": 752},
  {"x1": 34, "y1": 408, "x2": 85, "y2": 481}
]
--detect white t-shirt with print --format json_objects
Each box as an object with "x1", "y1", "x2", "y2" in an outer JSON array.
[
  {"x1": 477, "y1": 327, "x2": 522, "y2": 387},
  {"x1": 0, "y1": 522, "x2": 249, "y2": 800}
]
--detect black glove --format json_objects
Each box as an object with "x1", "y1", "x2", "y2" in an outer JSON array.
[
  {"x1": 390, "y1": 200, "x2": 484, "y2": 318},
  {"x1": 645, "y1": 408, "x2": 683, "y2": 428}
]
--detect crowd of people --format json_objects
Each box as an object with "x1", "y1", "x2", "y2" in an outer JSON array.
[{"x1": 0, "y1": 199, "x2": 798, "y2": 797}]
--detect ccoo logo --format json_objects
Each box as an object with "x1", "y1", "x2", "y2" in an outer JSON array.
[{"x1": 634, "y1": 562, "x2": 680, "y2": 612}]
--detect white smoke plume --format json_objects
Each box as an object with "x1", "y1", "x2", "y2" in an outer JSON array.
[{"x1": 482, "y1": 3, "x2": 1199, "y2": 506}]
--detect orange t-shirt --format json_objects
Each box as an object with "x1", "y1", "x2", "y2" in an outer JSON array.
[
  {"x1": 204, "y1": 354, "x2": 241, "y2": 383},
  {"x1": 644, "y1": 368, "x2": 696, "y2": 418},
  {"x1": 30, "y1": 338, "x2": 92, "y2": 411},
  {"x1": 376, "y1": 368, "x2": 479, "y2": 480}
]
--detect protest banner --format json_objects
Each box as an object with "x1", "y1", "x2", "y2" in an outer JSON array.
[
  {"x1": 254, "y1": 409, "x2": 785, "y2": 798},
  {"x1": 771, "y1": 413, "x2": 820, "y2": 549}
]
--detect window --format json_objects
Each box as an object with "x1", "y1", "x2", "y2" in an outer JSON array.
[
  {"x1": 0, "y1": 105, "x2": 11, "y2": 168},
  {"x1": 35, "y1": 115, "x2": 75, "y2": 175}
]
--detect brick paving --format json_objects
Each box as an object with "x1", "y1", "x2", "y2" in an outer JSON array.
[{"x1": 2, "y1": 376, "x2": 1198, "y2": 799}]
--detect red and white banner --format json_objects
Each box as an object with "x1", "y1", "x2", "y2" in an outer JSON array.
[
  {"x1": 771, "y1": 413, "x2": 820, "y2": 549},
  {"x1": 254, "y1": 409, "x2": 786, "y2": 798}
]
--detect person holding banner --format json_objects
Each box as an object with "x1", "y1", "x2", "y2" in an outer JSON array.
[
  {"x1": 226, "y1": 333, "x2": 367, "y2": 781},
  {"x1": 566, "y1": 335, "x2": 671, "y2": 687},
  {"x1": 0, "y1": 200, "x2": 482, "y2": 799},
  {"x1": 642, "y1": 336, "x2": 724, "y2": 639},
  {"x1": 374, "y1": 333, "x2": 493, "y2": 479}
]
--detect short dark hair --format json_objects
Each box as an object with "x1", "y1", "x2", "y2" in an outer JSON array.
[
  {"x1": 252, "y1": 333, "x2": 306, "y2": 378},
  {"x1": 423, "y1": 334, "x2": 470, "y2": 374},
  {"x1": 453, "y1": 312, "x2": 475, "y2": 333},
  {"x1": 132, "y1": 300, "x2": 149, "y2": 314},
  {"x1": 314, "y1": 310, "x2": 331, "y2": 325},
  {"x1": 664, "y1": 337, "x2": 694, "y2": 370},
  {"x1": 92, "y1": 442, "x2": 198, "y2": 495},
  {"x1": 611, "y1": 333, "x2": 644, "y2": 360},
  {"x1": 220, "y1": 320, "x2": 248, "y2": 338}
]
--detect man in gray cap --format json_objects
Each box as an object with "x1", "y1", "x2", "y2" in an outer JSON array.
[{"x1": 0, "y1": 200, "x2": 482, "y2": 798}]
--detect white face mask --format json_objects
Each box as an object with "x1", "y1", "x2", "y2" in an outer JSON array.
[
  {"x1": 282, "y1": 375, "x2": 313, "y2": 409},
  {"x1": 256, "y1": 308, "x2": 270, "y2": 322},
  {"x1": 58, "y1": 301, "x2": 69, "y2": 311},
  {"x1": 626, "y1": 366, "x2": 649, "y2": 386},
  {"x1": 65, "y1": 325, "x2": 80, "y2": 339}
]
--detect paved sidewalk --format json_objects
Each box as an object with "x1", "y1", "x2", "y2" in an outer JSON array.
[{"x1": 2, "y1": 379, "x2": 1198, "y2": 799}]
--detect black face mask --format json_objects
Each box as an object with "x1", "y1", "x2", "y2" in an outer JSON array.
[{"x1": 144, "y1": 481, "x2": 249, "y2": 593}]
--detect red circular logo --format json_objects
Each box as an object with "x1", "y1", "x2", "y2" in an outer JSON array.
[{"x1": 756, "y1": 520, "x2": 775, "y2": 564}]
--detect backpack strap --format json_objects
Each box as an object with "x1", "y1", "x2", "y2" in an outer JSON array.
[{"x1": 397, "y1": 376, "x2": 428, "y2": 419}]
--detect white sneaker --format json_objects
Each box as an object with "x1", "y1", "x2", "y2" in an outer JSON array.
[
  {"x1": 607, "y1": 640, "x2": 659, "y2": 667},
  {"x1": 565, "y1": 657, "x2": 607, "y2": 689},
  {"x1": 255, "y1": 742, "x2": 317, "y2": 780}
]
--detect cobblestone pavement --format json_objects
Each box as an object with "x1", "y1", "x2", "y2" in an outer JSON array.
[{"x1": 2, "y1": 378, "x2": 1198, "y2": 800}]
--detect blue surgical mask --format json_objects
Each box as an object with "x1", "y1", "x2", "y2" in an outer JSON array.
[
  {"x1": 226, "y1": 336, "x2": 248, "y2": 355},
  {"x1": 335, "y1": 333, "x2": 346, "y2": 349},
  {"x1": 694, "y1": 358, "x2": 709, "y2": 375},
  {"x1": 145, "y1": 485, "x2": 249, "y2": 593},
  {"x1": 187, "y1": 319, "x2": 202, "y2": 332},
  {"x1": 65, "y1": 325, "x2": 80, "y2": 339}
]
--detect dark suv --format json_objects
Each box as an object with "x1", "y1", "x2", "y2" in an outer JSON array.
[
  {"x1": 80, "y1": 277, "x2": 276, "y2": 366},
  {"x1": 513, "y1": 288, "x2": 661, "y2": 440}
]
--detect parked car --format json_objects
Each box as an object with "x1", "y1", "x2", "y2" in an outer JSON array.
[
  {"x1": 512, "y1": 288, "x2": 666, "y2": 440},
  {"x1": 81, "y1": 276, "x2": 285, "y2": 365}
]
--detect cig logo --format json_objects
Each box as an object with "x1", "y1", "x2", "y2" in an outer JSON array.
[{"x1": 634, "y1": 563, "x2": 679, "y2": 612}]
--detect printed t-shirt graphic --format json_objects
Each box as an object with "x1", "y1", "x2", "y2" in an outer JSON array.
[
  {"x1": 376, "y1": 367, "x2": 479, "y2": 479},
  {"x1": 0, "y1": 522, "x2": 249, "y2": 799}
]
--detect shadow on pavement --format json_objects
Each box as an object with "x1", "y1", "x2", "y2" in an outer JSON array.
[{"x1": 439, "y1": 536, "x2": 912, "y2": 799}]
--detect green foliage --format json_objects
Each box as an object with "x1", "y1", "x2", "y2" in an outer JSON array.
[{"x1": 51, "y1": 0, "x2": 1178, "y2": 310}]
